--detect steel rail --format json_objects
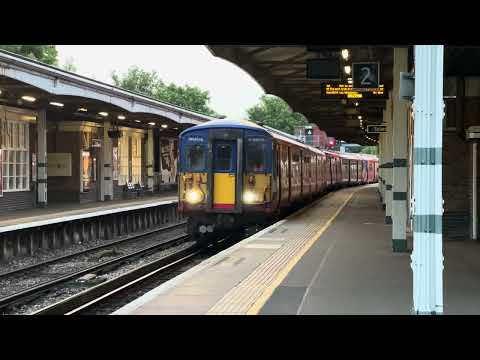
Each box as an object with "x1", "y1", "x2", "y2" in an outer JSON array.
[
  {"x1": 33, "y1": 244, "x2": 201, "y2": 315},
  {"x1": 0, "y1": 233, "x2": 190, "y2": 311},
  {"x1": 33, "y1": 234, "x2": 238, "y2": 315},
  {"x1": 0, "y1": 221, "x2": 186, "y2": 279}
]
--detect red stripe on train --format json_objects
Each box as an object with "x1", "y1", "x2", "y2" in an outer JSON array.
[{"x1": 213, "y1": 203, "x2": 235, "y2": 209}]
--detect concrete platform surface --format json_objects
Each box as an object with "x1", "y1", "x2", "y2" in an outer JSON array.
[
  {"x1": 114, "y1": 185, "x2": 480, "y2": 315},
  {"x1": 0, "y1": 192, "x2": 178, "y2": 233}
]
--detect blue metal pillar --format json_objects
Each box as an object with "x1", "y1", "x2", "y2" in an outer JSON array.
[{"x1": 411, "y1": 45, "x2": 444, "y2": 314}]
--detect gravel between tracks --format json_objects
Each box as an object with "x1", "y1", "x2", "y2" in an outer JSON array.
[
  {"x1": 0, "y1": 225, "x2": 186, "y2": 299},
  {"x1": 3, "y1": 240, "x2": 196, "y2": 315}
]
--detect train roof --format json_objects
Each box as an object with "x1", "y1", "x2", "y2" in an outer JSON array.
[
  {"x1": 180, "y1": 118, "x2": 268, "y2": 135},
  {"x1": 180, "y1": 118, "x2": 326, "y2": 154},
  {"x1": 180, "y1": 119, "x2": 378, "y2": 161}
]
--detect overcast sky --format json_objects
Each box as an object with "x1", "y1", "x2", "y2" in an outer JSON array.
[{"x1": 56, "y1": 45, "x2": 265, "y2": 119}]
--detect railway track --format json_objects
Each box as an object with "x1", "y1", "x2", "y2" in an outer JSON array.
[
  {"x1": 0, "y1": 221, "x2": 189, "y2": 313},
  {"x1": 32, "y1": 234, "x2": 238, "y2": 315}
]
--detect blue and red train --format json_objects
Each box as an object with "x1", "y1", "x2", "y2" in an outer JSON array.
[{"x1": 177, "y1": 119, "x2": 378, "y2": 241}]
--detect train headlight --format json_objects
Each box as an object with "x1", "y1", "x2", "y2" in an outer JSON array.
[
  {"x1": 243, "y1": 191, "x2": 257, "y2": 204},
  {"x1": 185, "y1": 189, "x2": 204, "y2": 204}
]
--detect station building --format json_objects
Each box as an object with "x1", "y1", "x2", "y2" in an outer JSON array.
[{"x1": 0, "y1": 50, "x2": 214, "y2": 214}]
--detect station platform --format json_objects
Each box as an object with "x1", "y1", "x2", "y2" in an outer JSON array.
[
  {"x1": 0, "y1": 193, "x2": 178, "y2": 233},
  {"x1": 114, "y1": 184, "x2": 480, "y2": 315}
]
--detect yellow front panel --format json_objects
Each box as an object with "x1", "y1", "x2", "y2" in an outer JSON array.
[
  {"x1": 214, "y1": 173, "x2": 236, "y2": 207},
  {"x1": 243, "y1": 174, "x2": 271, "y2": 204},
  {"x1": 179, "y1": 172, "x2": 208, "y2": 204}
]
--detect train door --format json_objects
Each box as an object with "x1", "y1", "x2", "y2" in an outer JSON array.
[{"x1": 212, "y1": 141, "x2": 237, "y2": 209}]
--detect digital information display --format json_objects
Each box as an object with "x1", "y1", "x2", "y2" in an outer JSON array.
[
  {"x1": 324, "y1": 84, "x2": 385, "y2": 99},
  {"x1": 367, "y1": 125, "x2": 387, "y2": 133}
]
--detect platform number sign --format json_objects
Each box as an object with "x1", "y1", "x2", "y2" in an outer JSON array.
[{"x1": 352, "y1": 62, "x2": 380, "y2": 90}]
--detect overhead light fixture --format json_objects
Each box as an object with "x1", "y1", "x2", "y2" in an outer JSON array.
[
  {"x1": 117, "y1": 115, "x2": 126, "y2": 120},
  {"x1": 49, "y1": 101, "x2": 64, "y2": 107},
  {"x1": 173, "y1": 127, "x2": 178, "y2": 130},
  {"x1": 354, "y1": 102, "x2": 359, "y2": 107},
  {"x1": 21, "y1": 95, "x2": 36, "y2": 102},
  {"x1": 347, "y1": 77, "x2": 353, "y2": 84},
  {"x1": 78, "y1": 107, "x2": 88, "y2": 112},
  {"x1": 134, "y1": 120, "x2": 141, "y2": 123},
  {"x1": 0, "y1": 90, "x2": 2, "y2": 95},
  {"x1": 161, "y1": 124, "x2": 168, "y2": 128},
  {"x1": 344, "y1": 65, "x2": 351, "y2": 75},
  {"x1": 358, "y1": 115, "x2": 362, "y2": 120},
  {"x1": 148, "y1": 122, "x2": 156, "y2": 126},
  {"x1": 341, "y1": 49, "x2": 349, "y2": 60},
  {"x1": 99, "y1": 112, "x2": 109, "y2": 117}
]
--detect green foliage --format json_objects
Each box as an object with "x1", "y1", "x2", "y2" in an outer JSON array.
[
  {"x1": 0, "y1": 45, "x2": 58, "y2": 65},
  {"x1": 247, "y1": 95, "x2": 309, "y2": 134},
  {"x1": 112, "y1": 66, "x2": 161, "y2": 98},
  {"x1": 111, "y1": 66, "x2": 220, "y2": 117},
  {"x1": 359, "y1": 146, "x2": 378, "y2": 154}
]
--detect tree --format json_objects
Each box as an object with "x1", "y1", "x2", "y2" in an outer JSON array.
[
  {"x1": 0, "y1": 45, "x2": 58, "y2": 65},
  {"x1": 111, "y1": 66, "x2": 219, "y2": 116},
  {"x1": 62, "y1": 57, "x2": 77, "y2": 73},
  {"x1": 247, "y1": 95, "x2": 309, "y2": 134},
  {"x1": 156, "y1": 83, "x2": 219, "y2": 117},
  {"x1": 112, "y1": 66, "x2": 161, "y2": 98},
  {"x1": 359, "y1": 146, "x2": 378, "y2": 155}
]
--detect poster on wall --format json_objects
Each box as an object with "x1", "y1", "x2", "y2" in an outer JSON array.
[
  {"x1": 112, "y1": 146, "x2": 119, "y2": 181},
  {"x1": 160, "y1": 139, "x2": 177, "y2": 184},
  {"x1": 47, "y1": 153, "x2": 72, "y2": 177}
]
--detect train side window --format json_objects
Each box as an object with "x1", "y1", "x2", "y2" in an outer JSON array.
[
  {"x1": 246, "y1": 142, "x2": 266, "y2": 172},
  {"x1": 186, "y1": 144, "x2": 206, "y2": 172}
]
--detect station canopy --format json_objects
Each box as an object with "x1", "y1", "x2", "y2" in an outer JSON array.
[
  {"x1": 0, "y1": 50, "x2": 216, "y2": 135},
  {"x1": 207, "y1": 45, "x2": 401, "y2": 145}
]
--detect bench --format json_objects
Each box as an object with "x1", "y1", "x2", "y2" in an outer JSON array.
[{"x1": 124, "y1": 182, "x2": 144, "y2": 198}]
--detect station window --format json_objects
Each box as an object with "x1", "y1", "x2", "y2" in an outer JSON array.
[
  {"x1": 1, "y1": 118, "x2": 30, "y2": 192},
  {"x1": 186, "y1": 144, "x2": 206, "y2": 172},
  {"x1": 117, "y1": 133, "x2": 143, "y2": 185},
  {"x1": 246, "y1": 142, "x2": 266, "y2": 172}
]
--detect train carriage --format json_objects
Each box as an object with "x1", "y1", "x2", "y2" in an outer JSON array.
[{"x1": 178, "y1": 119, "x2": 378, "y2": 241}]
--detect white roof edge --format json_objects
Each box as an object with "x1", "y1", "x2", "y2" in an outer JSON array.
[{"x1": 0, "y1": 50, "x2": 216, "y2": 124}]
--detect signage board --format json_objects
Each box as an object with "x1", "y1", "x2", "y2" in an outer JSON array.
[
  {"x1": 352, "y1": 62, "x2": 380, "y2": 90},
  {"x1": 307, "y1": 58, "x2": 341, "y2": 80},
  {"x1": 367, "y1": 125, "x2": 387, "y2": 134},
  {"x1": 47, "y1": 153, "x2": 72, "y2": 177},
  {"x1": 324, "y1": 83, "x2": 385, "y2": 98}
]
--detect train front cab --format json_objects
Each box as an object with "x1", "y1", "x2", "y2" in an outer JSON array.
[{"x1": 178, "y1": 125, "x2": 274, "y2": 237}]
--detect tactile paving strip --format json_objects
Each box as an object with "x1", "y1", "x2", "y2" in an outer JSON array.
[{"x1": 206, "y1": 188, "x2": 358, "y2": 315}]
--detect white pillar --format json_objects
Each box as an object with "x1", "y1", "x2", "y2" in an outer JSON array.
[
  {"x1": 102, "y1": 122, "x2": 113, "y2": 201},
  {"x1": 384, "y1": 93, "x2": 393, "y2": 224},
  {"x1": 378, "y1": 133, "x2": 385, "y2": 205},
  {"x1": 392, "y1": 48, "x2": 409, "y2": 251},
  {"x1": 147, "y1": 129, "x2": 154, "y2": 191},
  {"x1": 37, "y1": 109, "x2": 47, "y2": 207},
  {"x1": 411, "y1": 45, "x2": 444, "y2": 315}
]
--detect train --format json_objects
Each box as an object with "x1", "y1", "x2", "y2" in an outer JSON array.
[{"x1": 177, "y1": 119, "x2": 378, "y2": 241}]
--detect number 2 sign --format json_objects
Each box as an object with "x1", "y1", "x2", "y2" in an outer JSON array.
[{"x1": 352, "y1": 62, "x2": 380, "y2": 89}]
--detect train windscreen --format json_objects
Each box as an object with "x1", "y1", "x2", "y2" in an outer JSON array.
[
  {"x1": 245, "y1": 141, "x2": 266, "y2": 172},
  {"x1": 186, "y1": 144, "x2": 206, "y2": 172}
]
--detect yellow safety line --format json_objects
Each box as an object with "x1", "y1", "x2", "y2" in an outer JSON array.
[{"x1": 246, "y1": 188, "x2": 359, "y2": 315}]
